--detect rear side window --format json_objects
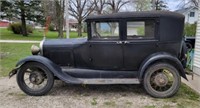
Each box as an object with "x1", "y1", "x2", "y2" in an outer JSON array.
[
  {"x1": 91, "y1": 22, "x2": 119, "y2": 39},
  {"x1": 127, "y1": 20, "x2": 155, "y2": 39}
]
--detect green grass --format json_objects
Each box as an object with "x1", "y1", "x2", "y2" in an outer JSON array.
[
  {"x1": 144, "y1": 105, "x2": 156, "y2": 108},
  {"x1": 91, "y1": 98, "x2": 98, "y2": 105},
  {"x1": 0, "y1": 43, "x2": 36, "y2": 76},
  {"x1": 103, "y1": 101, "x2": 116, "y2": 106},
  {"x1": 163, "y1": 83, "x2": 200, "y2": 108},
  {"x1": 0, "y1": 28, "x2": 87, "y2": 40}
]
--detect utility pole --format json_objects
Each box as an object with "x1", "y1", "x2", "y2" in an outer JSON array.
[{"x1": 65, "y1": 0, "x2": 69, "y2": 38}]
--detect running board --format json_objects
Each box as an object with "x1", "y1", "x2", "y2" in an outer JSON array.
[
  {"x1": 62, "y1": 68, "x2": 137, "y2": 78},
  {"x1": 78, "y1": 78, "x2": 140, "y2": 84}
]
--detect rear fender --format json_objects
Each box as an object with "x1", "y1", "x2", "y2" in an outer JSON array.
[
  {"x1": 15, "y1": 56, "x2": 82, "y2": 84},
  {"x1": 138, "y1": 52, "x2": 187, "y2": 81}
]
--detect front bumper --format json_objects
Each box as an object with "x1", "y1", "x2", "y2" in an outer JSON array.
[{"x1": 8, "y1": 67, "x2": 19, "y2": 78}]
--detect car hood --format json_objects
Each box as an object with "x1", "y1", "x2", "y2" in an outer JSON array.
[{"x1": 43, "y1": 38, "x2": 87, "y2": 48}]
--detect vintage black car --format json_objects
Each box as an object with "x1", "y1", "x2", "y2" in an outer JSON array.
[{"x1": 9, "y1": 11, "x2": 188, "y2": 98}]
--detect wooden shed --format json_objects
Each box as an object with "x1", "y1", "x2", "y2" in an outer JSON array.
[{"x1": 0, "y1": 20, "x2": 10, "y2": 27}]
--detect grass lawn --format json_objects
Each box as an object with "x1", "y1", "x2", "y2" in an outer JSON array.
[
  {"x1": 0, "y1": 28, "x2": 87, "y2": 40},
  {"x1": 0, "y1": 43, "x2": 200, "y2": 107},
  {"x1": 164, "y1": 83, "x2": 200, "y2": 108},
  {"x1": 0, "y1": 43, "x2": 36, "y2": 76}
]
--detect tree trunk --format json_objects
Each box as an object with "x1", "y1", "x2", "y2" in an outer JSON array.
[
  {"x1": 20, "y1": 1, "x2": 28, "y2": 36},
  {"x1": 55, "y1": 0, "x2": 64, "y2": 38},
  {"x1": 58, "y1": 11, "x2": 64, "y2": 38},
  {"x1": 78, "y1": 21, "x2": 82, "y2": 37},
  {"x1": 109, "y1": 23, "x2": 116, "y2": 35},
  {"x1": 58, "y1": 19, "x2": 64, "y2": 38}
]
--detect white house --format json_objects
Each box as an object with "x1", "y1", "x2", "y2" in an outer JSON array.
[
  {"x1": 193, "y1": 8, "x2": 200, "y2": 76},
  {"x1": 175, "y1": 6, "x2": 198, "y2": 24},
  {"x1": 114, "y1": 22, "x2": 145, "y2": 36},
  {"x1": 127, "y1": 22, "x2": 144, "y2": 35}
]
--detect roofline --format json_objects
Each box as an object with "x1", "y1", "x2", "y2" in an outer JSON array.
[
  {"x1": 175, "y1": 6, "x2": 198, "y2": 14},
  {"x1": 85, "y1": 11, "x2": 184, "y2": 21}
]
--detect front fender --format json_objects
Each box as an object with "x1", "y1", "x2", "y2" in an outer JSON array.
[
  {"x1": 15, "y1": 55, "x2": 82, "y2": 84},
  {"x1": 139, "y1": 52, "x2": 187, "y2": 80}
]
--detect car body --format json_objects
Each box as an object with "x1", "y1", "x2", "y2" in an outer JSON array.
[{"x1": 9, "y1": 11, "x2": 187, "y2": 98}]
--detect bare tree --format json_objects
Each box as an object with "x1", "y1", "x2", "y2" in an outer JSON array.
[
  {"x1": 151, "y1": 0, "x2": 167, "y2": 10},
  {"x1": 42, "y1": 1, "x2": 57, "y2": 29},
  {"x1": 69, "y1": 0, "x2": 94, "y2": 37},
  {"x1": 94, "y1": 0, "x2": 106, "y2": 14},
  {"x1": 42, "y1": 0, "x2": 65, "y2": 38},
  {"x1": 179, "y1": 0, "x2": 199, "y2": 8},
  {"x1": 191, "y1": 0, "x2": 199, "y2": 7},
  {"x1": 106, "y1": 0, "x2": 130, "y2": 13},
  {"x1": 104, "y1": 0, "x2": 129, "y2": 34},
  {"x1": 55, "y1": 0, "x2": 65, "y2": 38},
  {"x1": 132, "y1": 0, "x2": 152, "y2": 11}
]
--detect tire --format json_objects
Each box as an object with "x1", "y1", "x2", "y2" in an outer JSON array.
[
  {"x1": 186, "y1": 42, "x2": 193, "y2": 51},
  {"x1": 143, "y1": 63, "x2": 181, "y2": 98},
  {"x1": 17, "y1": 62, "x2": 54, "y2": 96}
]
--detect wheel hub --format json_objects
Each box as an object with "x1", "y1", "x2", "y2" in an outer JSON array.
[
  {"x1": 29, "y1": 72, "x2": 44, "y2": 85},
  {"x1": 154, "y1": 73, "x2": 168, "y2": 87}
]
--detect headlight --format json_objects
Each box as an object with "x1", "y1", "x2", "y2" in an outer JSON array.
[
  {"x1": 31, "y1": 45, "x2": 40, "y2": 55},
  {"x1": 39, "y1": 39, "x2": 44, "y2": 55}
]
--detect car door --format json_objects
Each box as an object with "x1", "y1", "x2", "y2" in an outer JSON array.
[
  {"x1": 88, "y1": 21, "x2": 123, "y2": 70},
  {"x1": 123, "y1": 20, "x2": 159, "y2": 70}
]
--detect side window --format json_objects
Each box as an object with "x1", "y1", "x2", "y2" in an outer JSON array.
[
  {"x1": 190, "y1": 12, "x2": 195, "y2": 17},
  {"x1": 127, "y1": 20, "x2": 155, "y2": 39},
  {"x1": 91, "y1": 22, "x2": 119, "y2": 39}
]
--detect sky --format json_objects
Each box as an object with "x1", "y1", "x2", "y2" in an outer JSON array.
[
  {"x1": 166, "y1": 0, "x2": 183, "y2": 11},
  {"x1": 68, "y1": 0, "x2": 187, "y2": 19},
  {"x1": 121, "y1": 0, "x2": 185, "y2": 12}
]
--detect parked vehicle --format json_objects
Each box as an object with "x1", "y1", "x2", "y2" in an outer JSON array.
[
  {"x1": 185, "y1": 37, "x2": 195, "y2": 50},
  {"x1": 9, "y1": 11, "x2": 187, "y2": 98}
]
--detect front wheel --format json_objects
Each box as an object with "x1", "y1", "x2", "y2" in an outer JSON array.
[
  {"x1": 143, "y1": 63, "x2": 181, "y2": 98},
  {"x1": 17, "y1": 62, "x2": 54, "y2": 96}
]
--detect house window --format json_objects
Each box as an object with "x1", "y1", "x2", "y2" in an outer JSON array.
[
  {"x1": 91, "y1": 22, "x2": 119, "y2": 39},
  {"x1": 126, "y1": 20, "x2": 155, "y2": 39},
  {"x1": 190, "y1": 12, "x2": 195, "y2": 17}
]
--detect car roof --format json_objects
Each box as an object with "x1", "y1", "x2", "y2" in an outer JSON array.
[{"x1": 85, "y1": 11, "x2": 184, "y2": 21}]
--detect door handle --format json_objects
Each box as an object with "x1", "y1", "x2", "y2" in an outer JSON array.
[
  {"x1": 124, "y1": 41, "x2": 130, "y2": 44},
  {"x1": 116, "y1": 41, "x2": 123, "y2": 44},
  {"x1": 116, "y1": 41, "x2": 130, "y2": 44}
]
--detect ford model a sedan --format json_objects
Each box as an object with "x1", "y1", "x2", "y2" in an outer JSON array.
[{"x1": 9, "y1": 11, "x2": 187, "y2": 98}]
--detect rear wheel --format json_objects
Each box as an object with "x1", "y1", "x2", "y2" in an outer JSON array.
[
  {"x1": 186, "y1": 42, "x2": 193, "y2": 51},
  {"x1": 17, "y1": 62, "x2": 54, "y2": 96},
  {"x1": 143, "y1": 63, "x2": 181, "y2": 98}
]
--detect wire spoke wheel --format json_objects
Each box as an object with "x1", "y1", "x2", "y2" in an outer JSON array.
[
  {"x1": 17, "y1": 62, "x2": 54, "y2": 96},
  {"x1": 150, "y1": 69, "x2": 174, "y2": 92},
  {"x1": 143, "y1": 63, "x2": 181, "y2": 98},
  {"x1": 23, "y1": 67, "x2": 48, "y2": 91}
]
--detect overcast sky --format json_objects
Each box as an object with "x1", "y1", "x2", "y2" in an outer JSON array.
[
  {"x1": 166, "y1": 0, "x2": 183, "y2": 11},
  {"x1": 121, "y1": 0, "x2": 184, "y2": 12},
  {"x1": 68, "y1": 0, "x2": 186, "y2": 19}
]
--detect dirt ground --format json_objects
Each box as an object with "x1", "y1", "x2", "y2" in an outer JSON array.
[{"x1": 0, "y1": 77, "x2": 195, "y2": 108}]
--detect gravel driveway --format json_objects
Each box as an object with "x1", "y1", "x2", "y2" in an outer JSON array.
[{"x1": 0, "y1": 77, "x2": 179, "y2": 108}]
